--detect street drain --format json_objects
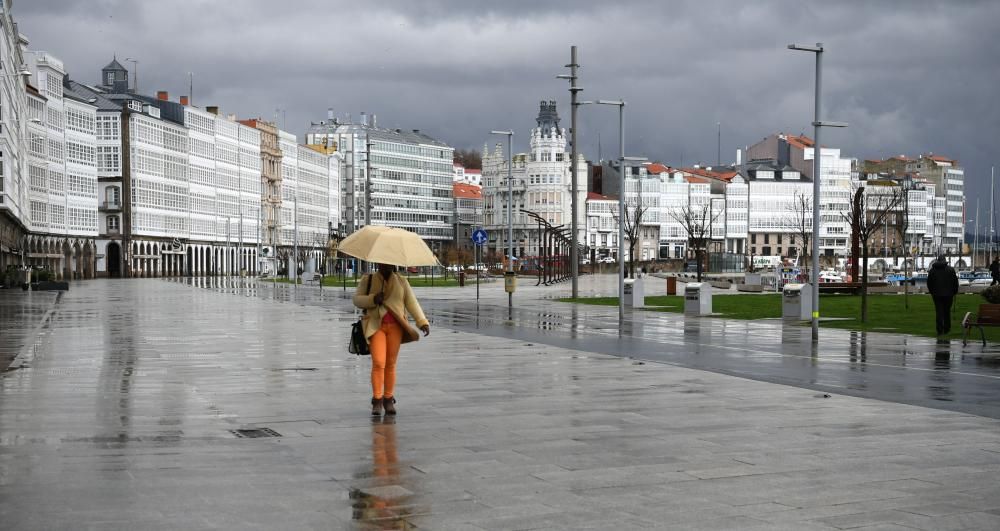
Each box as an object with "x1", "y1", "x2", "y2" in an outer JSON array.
[{"x1": 231, "y1": 428, "x2": 282, "y2": 438}]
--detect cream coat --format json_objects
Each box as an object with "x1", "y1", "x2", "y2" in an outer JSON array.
[{"x1": 352, "y1": 273, "x2": 429, "y2": 344}]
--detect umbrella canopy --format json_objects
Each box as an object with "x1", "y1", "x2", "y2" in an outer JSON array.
[{"x1": 338, "y1": 226, "x2": 440, "y2": 267}]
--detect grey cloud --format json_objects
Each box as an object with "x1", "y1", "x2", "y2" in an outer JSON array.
[{"x1": 14, "y1": 0, "x2": 1000, "y2": 218}]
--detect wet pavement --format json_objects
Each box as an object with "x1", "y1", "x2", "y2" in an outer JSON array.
[
  {"x1": 1, "y1": 278, "x2": 999, "y2": 530},
  {"x1": 0, "y1": 289, "x2": 60, "y2": 370}
]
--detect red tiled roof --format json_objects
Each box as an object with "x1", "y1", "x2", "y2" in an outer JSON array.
[
  {"x1": 646, "y1": 162, "x2": 672, "y2": 174},
  {"x1": 679, "y1": 167, "x2": 735, "y2": 182},
  {"x1": 785, "y1": 134, "x2": 815, "y2": 149},
  {"x1": 453, "y1": 182, "x2": 482, "y2": 199},
  {"x1": 684, "y1": 176, "x2": 709, "y2": 184},
  {"x1": 587, "y1": 192, "x2": 616, "y2": 201},
  {"x1": 464, "y1": 169, "x2": 481, "y2": 175},
  {"x1": 927, "y1": 154, "x2": 954, "y2": 163}
]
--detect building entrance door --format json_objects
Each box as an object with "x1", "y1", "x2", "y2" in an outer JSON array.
[{"x1": 107, "y1": 242, "x2": 121, "y2": 278}]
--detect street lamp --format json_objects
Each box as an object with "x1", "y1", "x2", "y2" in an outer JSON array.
[
  {"x1": 557, "y1": 45, "x2": 582, "y2": 298},
  {"x1": 491, "y1": 130, "x2": 514, "y2": 319},
  {"x1": 788, "y1": 42, "x2": 847, "y2": 342}
]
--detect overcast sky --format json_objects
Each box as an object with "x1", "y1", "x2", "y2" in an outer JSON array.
[{"x1": 15, "y1": 0, "x2": 1000, "y2": 225}]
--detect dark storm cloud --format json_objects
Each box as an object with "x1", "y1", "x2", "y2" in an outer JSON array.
[{"x1": 15, "y1": 0, "x2": 1000, "y2": 215}]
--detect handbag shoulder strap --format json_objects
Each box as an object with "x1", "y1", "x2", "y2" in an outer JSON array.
[{"x1": 366, "y1": 274, "x2": 373, "y2": 295}]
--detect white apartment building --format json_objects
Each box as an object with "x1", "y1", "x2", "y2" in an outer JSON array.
[
  {"x1": 746, "y1": 134, "x2": 853, "y2": 257},
  {"x1": 585, "y1": 192, "x2": 618, "y2": 259},
  {"x1": 308, "y1": 112, "x2": 454, "y2": 252},
  {"x1": 453, "y1": 163, "x2": 482, "y2": 186},
  {"x1": 21, "y1": 50, "x2": 98, "y2": 279},
  {"x1": 482, "y1": 100, "x2": 587, "y2": 262},
  {"x1": 0, "y1": 0, "x2": 30, "y2": 272}
]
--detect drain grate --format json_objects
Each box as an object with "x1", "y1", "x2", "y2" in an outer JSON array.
[{"x1": 230, "y1": 427, "x2": 282, "y2": 438}]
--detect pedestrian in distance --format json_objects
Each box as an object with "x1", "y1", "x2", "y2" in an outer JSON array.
[
  {"x1": 990, "y1": 257, "x2": 1000, "y2": 286},
  {"x1": 353, "y1": 263, "x2": 430, "y2": 416},
  {"x1": 927, "y1": 255, "x2": 959, "y2": 336}
]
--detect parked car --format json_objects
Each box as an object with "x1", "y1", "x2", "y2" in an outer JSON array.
[
  {"x1": 598, "y1": 256, "x2": 616, "y2": 264},
  {"x1": 580, "y1": 258, "x2": 591, "y2": 265}
]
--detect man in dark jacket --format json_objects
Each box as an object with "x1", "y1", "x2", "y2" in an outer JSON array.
[
  {"x1": 990, "y1": 257, "x2": 1000, "y2": 286},
  {"x1": 927, "y1": 255, "x2": 959, "y2": 335}
]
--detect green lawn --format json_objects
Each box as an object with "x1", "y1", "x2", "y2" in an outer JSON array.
[{"x1": 560, "y1": 293, "x2": 1000, "y2": 341}]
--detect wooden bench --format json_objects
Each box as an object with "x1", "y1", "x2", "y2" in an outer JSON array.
[{"x1": 962, "y1": 304, "x2": 1000, "y2": 346}]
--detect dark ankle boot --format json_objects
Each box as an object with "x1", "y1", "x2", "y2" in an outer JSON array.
[
  {"x1": 382, "y1": 396, "x2": 396, "y2": 415},
  {"x1": 371, "y1": 397, "x2": 383, "y2": 416}
]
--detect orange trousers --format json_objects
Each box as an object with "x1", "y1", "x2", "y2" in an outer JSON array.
[{"x1": 369, "y1": 319, "x2": 402, "y2": 399}]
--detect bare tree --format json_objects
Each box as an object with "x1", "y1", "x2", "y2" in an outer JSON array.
[
  {"x1": 842, "y1": 182, "x2": 904, "y2": 322},
  {"x1": 782, "y1": 190, "x2": 813, "y2": 276},
  {"x1": 898, "y1": 182, "x2": 913, "y2": 309},
  {"x1": 669, "y1": 201, "x2": 722, "y2": 282},
  {"x1": 612, "y1": 197, "x2": 649, "y2": 279}
]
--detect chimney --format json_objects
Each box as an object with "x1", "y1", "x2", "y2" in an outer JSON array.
[
  {"x1": 180, "y1": 95, "x2": 189, "y2": 106},
  {"x1": 206, "y1": 105, "x2": 219, "y2": 115},
  {"x1": 360, "y1": 111, "x2": 368, "y2": 126},
  {"x1": 157, "y1": 90, "x2": 168, "y2": 101},
  {"x1": 371, "y1": 114, "x2": 376, "y2": 128},
  {"x1": 327, "y1": 107, "x2": 334, "y2": 121}
]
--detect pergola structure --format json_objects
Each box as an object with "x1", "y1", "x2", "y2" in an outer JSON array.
[{"x1": 522, "y1": 209, "x2": 574, "y2": 286}]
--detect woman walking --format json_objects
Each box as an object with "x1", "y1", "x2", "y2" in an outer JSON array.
[{"x1": 353, "y1": 263, "x2": 430, "y2": 415}]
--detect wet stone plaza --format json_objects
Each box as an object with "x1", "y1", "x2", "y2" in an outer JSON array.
[{"x1": 2, "y1": 278, "x2": 1000, "y2": 530}]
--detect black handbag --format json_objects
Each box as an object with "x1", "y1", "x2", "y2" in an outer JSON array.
[{"x1": 349, "y1": 275, "x2": 374, "y2": 355}]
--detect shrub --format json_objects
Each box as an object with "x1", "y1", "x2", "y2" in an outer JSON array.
[
  {"x1": 982, "y1": 285, "x2": 1000, "y2": 304},
  {"x1": 34, "y1": 269, "x2": 55, "y2": 282}
]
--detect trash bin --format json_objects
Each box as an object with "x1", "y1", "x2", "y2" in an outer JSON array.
[
  {"x1": 782, "y1": 283, "x2": 813, "y2": 321},
  {"x1": 624, "y1": 277, "x2": 645, "y2": 308},
  {"x1": 504, "y1": 271, "x2": 516, "y2": 293},
  {"x1": 684, "y1": 282, "x2": 712, "y2": 316},
  {"x1": 666, "y1": 276, "x2": 677, "y2": 295},
  {"x1": 458, "y1": 271, "x2": 466, "y2": 287}
]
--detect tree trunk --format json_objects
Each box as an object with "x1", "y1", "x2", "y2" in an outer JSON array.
[
  {"x1": 696, "y1": 249, "x2": 704, "y2": 282},
  {"x1": 903, "y1": 248, "x2": 910, "y2": 309},
  {"x1": 628, "y1": 242, "x2": 635, "y2": 279},
  {"x1": 861, "y1": 243, "x2": 869, "y2": 323}
]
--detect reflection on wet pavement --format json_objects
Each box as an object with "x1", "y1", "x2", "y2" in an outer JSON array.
[{"x1": 350, "y1": 417, "x2": 422, "y2": 529}]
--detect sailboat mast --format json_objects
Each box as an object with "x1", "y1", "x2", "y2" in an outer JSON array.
[{"x1": 974, "y1": 198, "x2": 979, "y2": 268}]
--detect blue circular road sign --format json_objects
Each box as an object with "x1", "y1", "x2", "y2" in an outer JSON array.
[{"x1": 471, "y1": 228, "x2": 488, "y2": 246}]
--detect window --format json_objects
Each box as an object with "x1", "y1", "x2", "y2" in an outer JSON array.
[
  {"x1": 96, "y1": 115, "x2": 120, "y2": 140},
  {"x1": 67, "y1": 142, "x2": 96, "y2": 166},
  {"x1": 106, "y1": 72, "x2": 114, "y2": 85},
  {"x1": 97, "y1": 146, "x2": 120, "y2": 173},
  {"x1": 46, "y1": 74, "x2": 63, "y2": 99},
  {"x1": 66, "y1": 107, "x2": 95, "y2": 134},
  {"x1": 48, "y1": 139, "x2": 64, "y2": 163},
  {"x1": 107, "y1": 215, "x2": 120, "y2": 231},
  {"x1": 47, "y1": 108, "x2": 63, "y2": 130},
  {"x1": 106, "y1": 186, "x2": 121, "y2": 205}
]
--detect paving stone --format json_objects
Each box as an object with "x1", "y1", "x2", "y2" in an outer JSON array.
[{"x1": 1, "y1": 279, "x2": 999, "y2": 530}]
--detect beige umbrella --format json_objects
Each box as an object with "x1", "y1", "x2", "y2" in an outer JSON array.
[{"x1": 338, "y1": 225, "x2": 440, "y2": 267}]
